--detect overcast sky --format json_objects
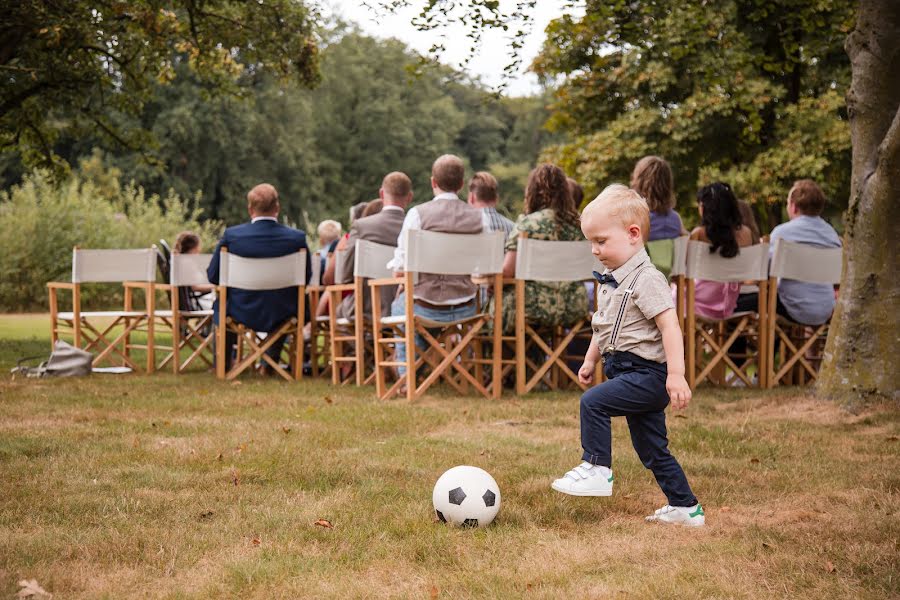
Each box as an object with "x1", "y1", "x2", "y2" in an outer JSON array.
[{"x1": 322, "y1": 1, "x2": 583, "y2": 96}]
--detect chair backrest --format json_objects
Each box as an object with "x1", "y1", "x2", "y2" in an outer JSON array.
[
  {"x1": 310, "y1": 250, "x2": 323, "y2": 286},
  {"x1": 669, "y1": 235, "x2": 690, "y2": 277},
  {"x1": 219, "y1": 249, "x2": 307, "y2": 290},
  {"x1": 170, "y1": 253, "x2": 213, "y2": 287},
  {"x1": 514, "y1": 238, "x2": 596, "y2": 282},
  {"x1": 685, "y1": 241, "x2": 769, "y2": 282},
  {"x1": 646, "y1": 238, "x2": 675, "y2": 278},
  {"x1": 354, "y1": 240, "x2": 396, "y2": 279},
  {"x1": 770, "y1": 238, "x2": 842, "y2": 284},
  {"x1": 72, "y1": 248, "x2": 157, "y2": 283},
  {"x1": 404, "y1": 230, "x2": 505, "y2": 276}
]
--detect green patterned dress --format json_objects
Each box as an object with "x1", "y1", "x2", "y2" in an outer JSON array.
[{"x1": 491, "y1": 208, "x2": 589, "y2": 333}]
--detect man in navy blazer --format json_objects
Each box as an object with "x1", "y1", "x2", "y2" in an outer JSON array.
[{"x1": 207, "y1": 183, "x2": 311, "y2": 369}]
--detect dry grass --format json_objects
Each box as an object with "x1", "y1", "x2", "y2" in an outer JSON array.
[{"x1": 0, "y1": 315, "x2": 898, "y2": 599}]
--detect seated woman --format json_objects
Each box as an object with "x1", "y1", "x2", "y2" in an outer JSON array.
[
  {"x1": 631, "y1": 155, "x2": 688, "y2": 241},
  {"x1": 174, "y1": 231, "x2": 214, "y2": 311},
  {"x1": 690, "y1": 182, "x2": 754, "y2": 319},
  {"x1": 492, "y1": 163, "x2": 588, "y2": 332}
]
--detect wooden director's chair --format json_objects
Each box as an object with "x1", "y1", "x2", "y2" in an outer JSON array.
[
  {"x1": 327, "y1": 239, "x2": 397, "y2": 386},
  {"x1": 684, "y1": 240, "x2": 770, "y2": 388},
  {"x1": 370, "y1": 230, "x2": 505, "y2": 401},
  {"x1": 154, "y1": 252, "x2": 215, "y2": 373},
  {"x1": 307, "y1": 251, "x2": 331, "y2": 378},
  {"x1": 215, "y1": 248, "x2": 307, "y2": 381},
  {"x1": 48, "y1": 247, "x2": 158, "y2": 372},
  {"x1": 765, "y1": 238, "x2": 842, "y2": 387},
  {"x1": 510, "y1": 236, "x2": 601, "y2": 394}
]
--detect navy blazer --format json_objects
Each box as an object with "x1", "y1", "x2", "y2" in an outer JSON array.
[{"x1": 207, "y1": 219, "x2": 311, "y2": 332}]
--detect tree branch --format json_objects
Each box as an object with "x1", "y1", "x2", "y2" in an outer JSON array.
[{"x1": 877, "y1": 102, "x2": 900, "y2": 172}]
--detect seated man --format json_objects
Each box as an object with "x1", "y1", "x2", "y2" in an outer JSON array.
[
  {"x1": 335, "y1": 171, "x2": 412, "y2": 320},
  {"x1": 467, "y1": 171, "x2": 513, "y2": 236},
  {"x1": 207, "y1": 183, "x2": 312, "y2": 371},
  {"x1": 769, "y1": 179, "x2": 842, "y2": 326},
  {"x1": 387, "y1": 154, "x2": 485, "y2": 374}
]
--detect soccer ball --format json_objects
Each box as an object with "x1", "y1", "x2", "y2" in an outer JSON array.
[{"x1": 432, "y1": 465, "x2": 501, "y2": 528}]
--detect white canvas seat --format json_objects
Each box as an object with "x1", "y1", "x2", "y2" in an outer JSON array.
[
  {"x1": 765, "y1": 238, "x2": 842, "y2": 387},
  {"x1": 307, "y1": 248, "x2": 330, "y2": 377},
  {"x1": 327, "y1": 239, "x2": 398, "y2": 385},
  {"x1": 215, "y1": 248, "x2": 307, "y2": 381},
  {"x1": 684, "y1": 240, "x2": 770, "y2": 388},
  {"x1": 48, "y1": 247, "x2": 158, "y2": 372},
  {"x1": 370, "y1": 230, "x2": 505, "y2": 400},
  {"x1": 504, "y1": 236, "x2": 600, "y2": 394},
  {"x1": 151, "y1": 252, "x2": 216, "y2": 373}
]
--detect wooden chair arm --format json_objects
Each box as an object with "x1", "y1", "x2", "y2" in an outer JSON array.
[
  {"x1": 123, "y1": 281, "x2": 153, "y2": 289},
  {"x1": 325, "y1": 284, "x2": 356, "y2": 293},
  {"x1": 368, "y1": 277, "x2": 400, "y2": 288},
  {"x1": 47, "y1": 282, "x2": 75, "y2": 290}
]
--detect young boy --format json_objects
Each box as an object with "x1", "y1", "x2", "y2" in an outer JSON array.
[{"x1": 551, "y1": 184, "x2": 704, "y2": 527}]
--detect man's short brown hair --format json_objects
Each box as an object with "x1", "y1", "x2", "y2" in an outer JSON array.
[
  {"x1": 432, "y1": 154, "x2": 465, "y2": 192},
  {"x1": 247, "y1": 183, "x2": 279, "y2": 215},
  {"x1": 789, "y1": 179, "x2": 826, "y2": 216},
  {"x1": 468, "y1": 171, "x2": 498, "y2": 203},
  {"x1": 382, "y1": 171, "x2": 412, "y2": 198}
]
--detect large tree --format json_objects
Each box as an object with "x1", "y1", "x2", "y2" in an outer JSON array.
[
  {"x1": 0, "y1": 1, "x2": 320, "y2": 173},
  {"x1": 818, "y1": 0, "x2": 900, "y2": 402}
]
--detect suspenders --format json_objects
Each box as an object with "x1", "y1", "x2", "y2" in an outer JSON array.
[{"x1": 601, "y1": 266, "x2": 651, "y2": 361}]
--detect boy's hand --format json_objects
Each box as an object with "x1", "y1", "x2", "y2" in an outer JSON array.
[
  {"x1": 667, "y1": 373, "x2": 692, "y2": 410},
  {"x1": 578, "y1": 360, "x2": 597, "y2": 386}
]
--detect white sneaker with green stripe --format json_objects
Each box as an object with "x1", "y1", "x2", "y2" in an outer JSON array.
[
  {"x1": 551, "y1": 462, "x2": 614, "y2": 496},
  {"x1": 645, "y1": 503, "x2": 705, "y2": 527}
]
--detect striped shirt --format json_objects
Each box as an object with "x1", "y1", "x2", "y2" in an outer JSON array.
[{"x1": 482, "y1": 206, "x2": 515, "y2": 237}]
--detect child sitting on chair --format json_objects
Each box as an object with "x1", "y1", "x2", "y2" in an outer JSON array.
[{"x1": 551, "y1": 184, "x2": 704, "y2": 527}]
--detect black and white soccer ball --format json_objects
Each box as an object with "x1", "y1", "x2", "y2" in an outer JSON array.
[{"x1": 432, "y1": 465, "x2": 501, "y2": 528}]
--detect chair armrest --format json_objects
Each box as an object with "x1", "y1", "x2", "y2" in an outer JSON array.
[
  {"x1": 325, "y1": 284, "x2": 355, "y2": 293},
  {"x1": 156, "y1": 283, "x2": 173, "y2": 291},
  {"x1": 368, "y1": 277, "x2": 400, "y2": 288},
  {"x1": 47, "y1": 282, "x2": 75, "y2": 290},
  {"x1": 123, "y1": 281, "x2": 153, "y2": 289}
]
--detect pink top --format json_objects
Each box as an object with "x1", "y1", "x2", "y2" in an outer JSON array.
[{"x1": 693, "y1": 280, "x2": 741, "y2": 319}]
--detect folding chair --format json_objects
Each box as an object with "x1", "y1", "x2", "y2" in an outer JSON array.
[
  {"x1": 765, "y1": 238, "x2": 842, "y2": 387},
  {"x1": 48, "y1": 247, "x2": 157, "y2": 372},
  {"x1": 326, "y1": 240, "x2": 398, "y2": 386},
  {"x1": 511, "y1": 236, "x2": 600, "y2": 394},
  {"x1": 306, "y1": 251, "x2": 331, "y2": 377},
  {"x1": 369, "y1": 230, "x2": 505, "y2": 401},
  {"x1": 154, "y1": 253, "x2": 215, "y2": 373},
  {"x1": 215, "y1": 248, "x2": 307, "y2": 381},
  {"x1": 685, "y1": 241, "x2": 769, "y2": 388}
]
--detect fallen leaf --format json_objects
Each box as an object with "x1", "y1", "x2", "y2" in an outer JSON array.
[
  {"x1": 16, "y1": 579, "x2": 51, "y2": 599},
  {"x1": 282, "y1": 426, "x2": 292, "y2": 434},
  {"x1": 251, "y1": 536, "x2": 261, "y2": 546},
  {"x1": 430, "y1": 585, "x2": 439, "y2": 599},
  {"x1": 163, "y1": 420, "x2": 171, "y2": 426},
  {"x1": 198, "y1": 510, "x2": 214, "y2": 521},
  {"x1": 231, "y1": 381, "x2": 242, "y2": 386},
  {"x1": 750, "y1": 457, "x2": 760, "y2": 463},
  {"x1": 235, "y1": 443, "x2": 246, "y2": 453},
  {"x1": 762, "y1": 541, "x2": 776, "y2": 550},
  {"x1": 720, "y1": 506, "x2": 732, "y2": 512},
  {"x1": 323, "y1": 395, "x2": 333, "y2": 404},
  {"x1": 151, "y1": 422, "x2": 157, "y2": 428},
  {"x1": 216, "y1": 453, "x2": 223, "y2": 462},
  {"x1": 825, "y1": 560, "x2": 835, "y2": 573},
  {"x1": 886, "y1": 436, "x2": 898, "y2": 442},
  {"x1": 526, "y1": 583, "x2": 533, "y2": 591},
  {"x1": 231, "y1": 468, "x2": 240, "y2": 486},
  {"x1": 674, "y1": 414, "x2": 688, "y2": 419},
  {"x1": 132, "y1": 437, "x2": 139, "y2": 448},
  {"x1": 479, "y1": 449, "x2": 486, "y2": 456},
  {"x1": 314, "y1": 519, "x2": 333, "y2": 529}
]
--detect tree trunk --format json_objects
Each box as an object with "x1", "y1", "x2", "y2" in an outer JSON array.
[{"x1": 818, "y1": 0, "x2": 900, "y2": 402}]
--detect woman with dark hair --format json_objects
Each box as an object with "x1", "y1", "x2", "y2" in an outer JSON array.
[
  {"x1": 491, "y1": 163, "x2": 588, "y2": 332},
  {"x1": 689, "y1": 182, "x2": 754, "y2": 319}
]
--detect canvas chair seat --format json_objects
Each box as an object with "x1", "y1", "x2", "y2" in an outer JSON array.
[
  {"x1": 154, "y1": 309, "x2": 214, "y2": 318},
  {"x1": 58, "y1": 310, "x2": 147, "y2": 320},
  {"x1": 697, "y1": 310, "x2": 756, "y2": 323},
  {"x1": 380, "y1": 313, "x2": 485, "y2": 328}
]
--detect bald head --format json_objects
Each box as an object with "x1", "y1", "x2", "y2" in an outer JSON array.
[
  {"x1": 431, "y1": 154, "x2": 465, "y2": 194},
  {"x1": 247, "y1": 183, "x2": 279, "y2": 217}
]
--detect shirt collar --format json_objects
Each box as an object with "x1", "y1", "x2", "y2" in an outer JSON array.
[
  {"x1": 251, "y1": 216, "x2": 278, "y2": 223},
  {"x1": 433, "y1": 192, "x2": 460, "y2": 201},
  {"x1": 609, "y1": 247, "x2": 651, "y2": 284},
  {"x1": 382, "y1": 205, "x2": 405, "y2": 212}
]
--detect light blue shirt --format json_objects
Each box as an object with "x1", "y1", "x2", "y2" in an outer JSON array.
[{"x1": 769, "y1": 215, "x2": 841, "y2": 325}]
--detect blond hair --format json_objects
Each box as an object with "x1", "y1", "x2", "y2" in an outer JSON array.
[
  {"x1": 432, "y1": 154, "x2": 465, "y2": 192},
  {"x1": 585, "y1": 184, "x2": 651, "y2": 242},
  {"x1": 316, "y1": 219, "x2": 342, "y2": 245},
  {"x1": 247, "y1": 183, "x2": 279, "y2": 215},
  {"x1": 468, "y1": 171, "x2": 498, "y2": 203}
]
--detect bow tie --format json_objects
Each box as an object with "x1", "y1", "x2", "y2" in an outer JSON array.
[{"x1": 593, "y1": 271, "x2": 618, "y2": 288}]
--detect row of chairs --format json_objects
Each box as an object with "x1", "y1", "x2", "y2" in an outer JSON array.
[{"x1": 46, "y1": 233, "x2": 841, "y2": 397}]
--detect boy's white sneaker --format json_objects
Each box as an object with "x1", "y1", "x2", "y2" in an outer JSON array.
[
  {"x1": 645, "y1": 504, "x2": 705, "y2": 527},
  {"x1": 551, "y1": 462, "x2": 613, "y2": 496}
]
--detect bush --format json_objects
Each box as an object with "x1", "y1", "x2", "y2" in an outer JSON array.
[{"x1": 0, "y1": 165, "x2": 222, "y2": 311}]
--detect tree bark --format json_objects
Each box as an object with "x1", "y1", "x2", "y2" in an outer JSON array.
[{"x1": 818, "y1": 0, "x2": 900, "y2": 402}]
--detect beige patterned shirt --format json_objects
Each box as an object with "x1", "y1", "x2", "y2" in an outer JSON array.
[{"x1": 590, "y1": 248, "x2": 674, "y2": 364}]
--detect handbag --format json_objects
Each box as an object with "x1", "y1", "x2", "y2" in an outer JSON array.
[{"x1": 11, "y1": 340, "x2": 93, "y2": 378}]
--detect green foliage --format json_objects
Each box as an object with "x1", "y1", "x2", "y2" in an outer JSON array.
[
  {"x1": 534, "y1": 0, "x2": 854, "y2": 230},
  {"x1": 0, "y1": 156, "x2": 222, "y2": 311},
  {"x1": 1, "y1": 0, "x2": 320, "y2": 174}
]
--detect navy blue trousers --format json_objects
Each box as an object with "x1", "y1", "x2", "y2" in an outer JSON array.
[{"x1": 580, "y1": 351, "x2": 698, "y2": 507}]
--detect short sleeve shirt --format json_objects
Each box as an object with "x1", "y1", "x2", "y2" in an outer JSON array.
[{"x1": 590, "y1": 248, "x2": 675, "y2": 363}]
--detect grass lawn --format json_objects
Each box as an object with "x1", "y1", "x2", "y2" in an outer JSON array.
[{"x1": 1, "y1": 314, "x2": 898, "y2": 598}]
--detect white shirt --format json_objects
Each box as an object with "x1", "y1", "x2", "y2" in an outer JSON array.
[
  {"x1": 386, "y1": 192, "x2": 492, "y2": 305},
  {"x1": 251, "y1": 216, "x2": 278, "y2": 223}
]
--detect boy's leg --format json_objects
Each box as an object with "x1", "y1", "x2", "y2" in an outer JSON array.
[{"x1": 625, "y1": 412, "x2": 698, "y2": 507}]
